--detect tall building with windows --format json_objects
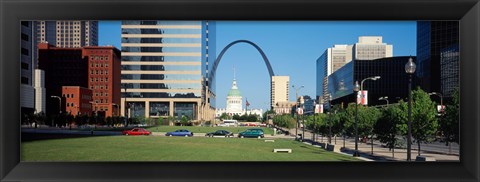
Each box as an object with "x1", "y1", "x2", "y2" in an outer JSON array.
[
  {"x1": 20, "y1": 21, "x2": 35, "y2": 115},
  {"x1": 35, "y1": 21, "x2": 98, "y2": 48},
  {"x1": 37, "y1": 43, "x2": 121, "y2": 117},
  {"x1": 271, "y1": 76, "x2": 290, "y2": 108},
  {"x1": 316, "y1": 36, "x2": 393, "y2": 107},
  {"x1": 120, "y1": 21, "x2": 216, "y2": 121},
  {"x1": 416, "y1": 21, "x2": 459, "y2": 97},
  {"x1": 353, "y1": 36, "x2": 393, "y2": 60},
  {"x1": 316, "y1": 44, "x2": 353, "y2": 104}
]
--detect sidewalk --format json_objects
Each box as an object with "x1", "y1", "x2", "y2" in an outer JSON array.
[{"x1": 282, "y1": 127, "x2": 459, "y2": 161}]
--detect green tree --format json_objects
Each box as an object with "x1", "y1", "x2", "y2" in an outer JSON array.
[
  {"x1": 272, "y1": 114, "x2": 295, "y2": 129},
  {"x1": 180, "y1": 115, "x2": 189, "y2": 126},
  {"x1": 374, "y1": 101, "x2": 408, "y2": 156},
  {"x1": 262, "y1": 110, "x2": 276, "y2": 122},
  {"x1": 411, "y1": 87, "x2": 439, "y2": 156},
  {"x1": 247, "y1": 114, "x2": 258, "y2": 122},
  {"x1": 219, "y1": 113, "x2": 230, "y2": 120},
  {"x1": 441, "y1": 88, "x2": 460, "y2": 149}
]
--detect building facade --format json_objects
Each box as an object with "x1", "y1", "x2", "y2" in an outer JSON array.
[
  {"x1": 36, "y1": 21, "x2": 98, "y2": 48},
  {"x1": 38, "y1": 43, "x2": 121, "y2": 117},
  {"x1": 225, "y1": 78, "x2": 243, "y2": 115},
  {"x1": 62, "y1": 86, "x2": 93, "y2": 116},
  {"x1": 316, "y1": 36, "x2": 392, "y2": 106},
  {"x1": 271, "y1": 76, "x2": 289, "y2": 108},
  {"x1": 20, "y1": 21, "x2": 35, "y2": 114},
  {"x1": 353, "y1": 36, "x2": 393, "y2": 60},
  {"x1": 316, "y1": 45, "x2": 353, "y2": 104},
  {"x1": 327, "y1": 56, "x2": 416, "y2": 106},
  {"x1": 416, "y1": 21, "x2": 459, "y2": 96},
  {"x1": 440, "y1": 44, "x2": 459, "y2": 97},
  {"x1": 120, "y1": 20, "x2": 216, "y2": 121},
  {"x1": 84, "y1": 46, "x2": 122, "y2": 117}
]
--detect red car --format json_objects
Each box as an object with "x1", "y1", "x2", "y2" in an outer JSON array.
[{"x1": 122, "y1": 128, "x2": 152, "y2": 136}]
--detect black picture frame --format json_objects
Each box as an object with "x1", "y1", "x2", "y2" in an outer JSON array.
[{"x1": 1, "y1": 0, "x2": 479, "y2": 181}]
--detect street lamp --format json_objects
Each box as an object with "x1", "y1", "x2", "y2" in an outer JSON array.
[
  {"x1": 292, "y1": 84, "x2": 304, "y2": 140},
  {"x1": 429, "y1": 92, "x2": 446, "y2": 153},
  {"x1": 360, "y1": 76, "x2": 380, "y2": 156},
  {"x1": 353, "y1": 81, "x2": 360, "y2": 157},
  {"x1": 405, "y1": 57, "x2": 416, "y2": 161},
  {"x1": 379, "y1": 96, "x2": 389, "y2": 107},
  {"x1": 51, "y1": 95, "x2": 62, "y2": 114},
  {"x1": 328, "y1": 94, "x2": 333, "y2": 144}
]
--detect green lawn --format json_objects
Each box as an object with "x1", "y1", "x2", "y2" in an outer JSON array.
[
  {"x1": 147, "y1": 126, "x2": 274, "y2": 135},
  {"x1": 22, "y1": 136, "x2": 360, "y2": 161}
]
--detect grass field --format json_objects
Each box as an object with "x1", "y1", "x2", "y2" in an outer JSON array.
[
  {"x1": 146, "y1": 126, "x2": 274, "y2": 135},
  {"x1": 22, "y1": 136, "x2": 360, "y2": 161}
]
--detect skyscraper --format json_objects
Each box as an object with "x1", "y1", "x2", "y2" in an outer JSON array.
[
  {"x1": 316, "y1": 36, "x2": 393, "y2": 106},
  {"x1": 271, "y1": 76, "x2": 289, "y2": 108},
  {"x1": 353, "y1": 36, "x2": 393, "y2": 60},
  {"x1": 416, "y1": 21, "x2": 459, "y2": 96},
  {"x1": 20, "y1": 21, "x2": 35, "y2": 114},
  {"x1": 120, "y1": 21, "x2": 216, "y2": 121},
  {"x1": 35, "y1": 21, "x2": 98, "y2": 48},
  {"x1": 316, "y1": 44, "x2": 353, "y2": 104}
]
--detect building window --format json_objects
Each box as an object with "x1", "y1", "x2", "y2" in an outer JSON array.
[
  {"x1": 21, "y1": 77, "x2": 28, "y2": 84},
  {"x1": 105, "y1": 63, "x2": 109, "y2": 67},
  {"x1": 21, "y1": 48, "x2": 29, "y2": 56},
  {"x1": 21, "y1": 62, "x2": 29, "y2": 70},
  {"x1": 21, "y1": 33, "x2": 29, "y2": 41}
]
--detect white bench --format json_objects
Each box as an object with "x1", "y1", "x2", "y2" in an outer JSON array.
[
  {"x1": 273, "y1": 149, "x2": 292, "y2": 153},
  {"x1": 265, "y1": 140, "x2": 275, "y2": 142}
]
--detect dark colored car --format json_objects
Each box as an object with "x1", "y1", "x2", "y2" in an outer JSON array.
[
  {"x1": 165, "y1": 129, "x2": 194, "y2": 137},
  {"x1": 238, "y1": 129, "x2": 264, "y2": 138},
  {"x1": 122, "y1": 128, "x2": 152, "y2": 136},
  {"x1": 205, "y1": 130, "x2": 234, "y2": 137}
]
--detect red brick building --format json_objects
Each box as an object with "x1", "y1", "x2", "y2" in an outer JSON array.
[
  {"x1": 38, "y1": 43, "x2": 121, "y2": 117},
  {"x1": 83, "y1": 46, "x2": 121, "y2": 117},
  {"x1": 62, "y1": 86, "x2": 93, "y2": 116}
]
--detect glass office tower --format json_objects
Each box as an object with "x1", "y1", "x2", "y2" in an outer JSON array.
[
  {"x1": 120, "y1": 21, "x2": 216, "y2": 121},
  {"x1": 416, "y1": 21, "x2": 459, "y2": 95}
]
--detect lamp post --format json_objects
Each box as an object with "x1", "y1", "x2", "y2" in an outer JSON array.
[
  {"x1": 379, "y1": 96, "x2": 389, "y2": 107},
  {"x1": 123, "y1": 84, "x2": 129, "y2": 127},
  {"x1": 292, "y1": 85, "x2": 304, "y2": 140},
  {"x1": 405, "y1": 57, "x2": 416, "y2": 161},
  {"x1": 360, "y1": 76, "x2": 380, "y2": 156},
  {"x1": 353, "y1": 81, "x2": 360, "y2": 157},
  {"x1": 429, "y1": 92, "x2": 445, "y2": 152},
  {"x1": 300, "y1": 96, "x2": 305, "y2": 141},
  {"x1": 328, "y1": 94, "x2": 333, "y2": 144},
  {"x1": 51, "y1": 95, "x2": 62, "y2": 127}
]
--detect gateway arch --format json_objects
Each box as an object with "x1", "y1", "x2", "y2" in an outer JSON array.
[{"x1": 209, "y1": 40, "x2": 275, "y2": 83}]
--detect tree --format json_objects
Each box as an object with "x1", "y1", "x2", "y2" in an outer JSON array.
[
  {"x1": 441, "y1": 88, "x2": 460, "y2": 150},
  {"x1": 411, "y1": 87, "x2": 439, "y2": 156},
  {"x1": 247, "y1": 114, "x2": 258, "y2": 122},
  {"x1": 262, "y1": 110, "x2": 275, "y2": 122},
  {"x1": 219, "y1": 113, "x2": 230, "y2": 120},
  {"x1": 180, "y1": 115, "x2": 189, "y2": 126},
  {"x1": 272, "y1": 114, "x2": 295, "y2": 129},
  {"x1": 374, "y1": 101, "x2": 408, "y2": 157}
]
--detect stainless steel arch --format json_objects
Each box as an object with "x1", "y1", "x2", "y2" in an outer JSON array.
[{"x1": 209, "y1": 40, "x2": 275, "y2": 82}]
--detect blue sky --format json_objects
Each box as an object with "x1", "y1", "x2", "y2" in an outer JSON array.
[{"x1": 99, "y1": 21, "x2": 416, "y2": 111}]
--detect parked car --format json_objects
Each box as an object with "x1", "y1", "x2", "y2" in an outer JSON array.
[
  {"x1": 122, "y1": 128, "x2": 151, "y2": 136},
  {"x1": 165, "y1": 129, "x2": 194, "y2": 137},
  {"x1": 205, "y1": 130, "x2": 234, "y2": 137},
  {"x1": 238, "y1": 129, "x2": 264, "y2": 138}
]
